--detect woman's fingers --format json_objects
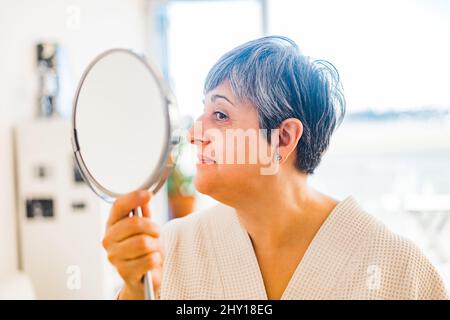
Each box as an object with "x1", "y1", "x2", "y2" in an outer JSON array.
[
  {"x1": 115, "y1": 252, "x2": 163, "y2": 289},
  {"x1": 107, "y1": 190, "x2": 152, "y2": 227},
  {"x1": 107, "y1": 234, "x2": 162, "y2": 262},
  {"x1": 103, "y1": 191, "x2": 162, "y2": 297},
  {"x1": 103, "y1": 217, "x2": 160, "y2": 247},
  {"x1": 141, "y1": 202, "x2": 151, "y2": 218}
]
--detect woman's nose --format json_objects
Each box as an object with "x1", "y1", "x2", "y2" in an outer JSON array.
[{"x1": 187, "y1": 120, "x2": 207, "y2": 146}]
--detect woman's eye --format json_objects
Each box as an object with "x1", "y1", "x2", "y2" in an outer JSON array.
[{"x1": 213, "y1": 111, "x2": 229, "y2": 121}]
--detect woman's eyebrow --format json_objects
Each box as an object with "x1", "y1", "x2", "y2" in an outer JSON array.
[{"x1": 210, "y1": 94, "x2": 236, "y2": 107}]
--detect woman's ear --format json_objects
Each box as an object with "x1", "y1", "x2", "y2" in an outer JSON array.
[{"x1": 277, "y1": 118, "x2": 303, "y2": 161}]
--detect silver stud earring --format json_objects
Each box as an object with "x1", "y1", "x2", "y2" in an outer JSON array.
[{"x1": 274, "y1": 151, "x2": 282, "y2": 162}]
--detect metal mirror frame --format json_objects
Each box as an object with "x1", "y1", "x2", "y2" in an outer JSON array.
[{"x1": 71, "y1": 48, "x2": 180, "y2": 203}]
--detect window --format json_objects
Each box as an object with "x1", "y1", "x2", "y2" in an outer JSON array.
[
  {"x1": 166, "y1": 0, "x2": 264, "y2": 118},
  {"x1": 268, "y1": 0, "x2": 450, "y2": 112},
  {"x1": 159, "y1": 0, "x2": 450, "y2": 283}
]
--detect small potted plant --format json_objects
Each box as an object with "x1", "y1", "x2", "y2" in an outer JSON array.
[{"x1": 167, "y1": 116, "x2": 196, "y2": 219}]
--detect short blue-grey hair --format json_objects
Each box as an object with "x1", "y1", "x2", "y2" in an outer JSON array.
[{"x1": 204, "y1": 36, "x2": 346, "y2": 174}]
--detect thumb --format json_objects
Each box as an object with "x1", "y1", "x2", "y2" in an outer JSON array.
[{"x1": 141, "y1": 191, "x2": 153, "y2": 218}]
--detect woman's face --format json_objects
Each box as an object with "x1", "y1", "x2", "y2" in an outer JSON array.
[{"x1": 187, "y1": 80, "x2": 279, "y2": 204}]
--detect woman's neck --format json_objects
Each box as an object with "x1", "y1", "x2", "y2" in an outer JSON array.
[{"x1": 233, "y1": 171, "x2": 338, "y2": 251}]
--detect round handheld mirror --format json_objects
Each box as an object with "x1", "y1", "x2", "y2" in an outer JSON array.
[{"x1": 71, "y1": 49, "x2": 180, "y2": 300}]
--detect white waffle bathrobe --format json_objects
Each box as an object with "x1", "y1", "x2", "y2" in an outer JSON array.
[{"x1": 159, "y1": 196, "x2": 448, "y2": 300}]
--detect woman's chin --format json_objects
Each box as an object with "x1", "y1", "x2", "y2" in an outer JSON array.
[{"x1": 194, "y1": 169, "x2": 216, "y2": 195}]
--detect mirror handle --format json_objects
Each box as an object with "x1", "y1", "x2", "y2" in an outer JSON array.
[{"x1": 131, "y1": 207, "x2": 156, "y2": 300}]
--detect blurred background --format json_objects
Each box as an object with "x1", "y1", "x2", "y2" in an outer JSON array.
[{"x1": 0, "y1": 0, "x2": 449, "y2": 299}]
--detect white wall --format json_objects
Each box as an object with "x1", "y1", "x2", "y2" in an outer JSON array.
[{"x1": 0, "y1": 0, "x2": 153, "y2": 276}]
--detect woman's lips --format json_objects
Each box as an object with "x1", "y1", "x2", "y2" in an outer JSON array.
[{"x1": 197, "y1": 155, "x2": 216, "y2": 164}]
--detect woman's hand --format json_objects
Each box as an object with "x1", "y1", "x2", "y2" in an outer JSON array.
[{"x1": 102, "y1": 190, "x2": 163, "y2": 299}]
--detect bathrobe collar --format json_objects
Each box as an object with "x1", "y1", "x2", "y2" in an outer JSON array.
[{"x1": 206, "y1": 196, "x2": 371, "y2": 299}]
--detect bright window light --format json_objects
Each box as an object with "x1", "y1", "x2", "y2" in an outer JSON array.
[
  {"x1": 166, "y1": 0, "x2": 263, "y2": 118},
  {"x1": 268, "y1": 0, "x2": 450, "y2": 111}
]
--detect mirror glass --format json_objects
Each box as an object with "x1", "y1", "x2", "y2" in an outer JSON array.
[{"x1": 73, "y1": 49, "x2": 171, "y2": 198}]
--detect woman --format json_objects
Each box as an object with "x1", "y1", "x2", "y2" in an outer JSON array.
[{"x1": 102, "y1": 36, "x2": 448, "y2": 300}]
